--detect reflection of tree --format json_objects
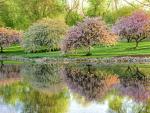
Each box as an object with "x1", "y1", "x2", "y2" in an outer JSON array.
[
  {"x1": 22, "y1": 63, "x2": 62, "y2": 89},
  {"x1": 101, "y1": 65, "x2": 150, "y2": 103},
  {"x1": 61, "y1": 64, "x2": 119, "y2": 101},
  {"x1": 0, "y1": 82, "x2": 29, "y2": 105},
  {"x1": 114, "y1": 66, "x2": 150, "y2": 103},
  {"x1": 122, "y1": 66, "x2": 146, "y2": 79},
  {"x1": 107, "y1": 94, "x2": 150, "y2": 113},
  {"x1": 0, "y1": 61, "x2": 21, "y2": 85},
  {"x1": 0, "y1": 81, "x2": 69, "y2": 113},
  {"x1": 22, "y1": 88, "x2": 69, "y2": 113},
  {"x1": 108, "y1": 95, "x2": 124, "y2": 113},
  {"x1": 0, "y1": 63, "x2": 69, "y2": 113},
  {"x1": 110, "y1": 65, "x2": 150, "y2": 79},
  {"x1": 61, "y1": 64, "x2": 150, "y2": 113},
  {"x1": 71, "y1": 93, "x2": 91, "y2": 106},
  {"x1": 115, "y1": 78, "x2": 150, "y2": 103}
]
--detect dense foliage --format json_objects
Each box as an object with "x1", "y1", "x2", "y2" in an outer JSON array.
[
  {"x1": 0, "y1": 27, "x2": 22, "y2": 53},
  {"x1": 104, "y1": 5, "x2": 140, "y2": 25},
  {"x1": 86, "y1": 0, "x2": 109, "y2": 17},
  {"x1": 113, "y1": 10, "x2": 150, "y2": 48},
  {"x1": 23, "y1": 19, "x2": 68, "y2": 53},
  {"x1": 65, "y1": 11, "x2": 83, "y2": 26},
  {"x1": 86, "y1": 0, "x2": 140, "y2": 24},
  {"x1": 62, "y1": 17, "x2": 118, "y2": 55},
  {"x1": 0, "y1": 0, "x2": 66, "y2": 29}
]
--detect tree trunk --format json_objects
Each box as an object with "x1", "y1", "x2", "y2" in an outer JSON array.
[
  {"x1": 0, "y1": 60, "x2": 4, "y2": 69},
  {"x1": 88, "y1": 46, "x2": 90, "y2": 53},
  {"x1": 127, "y1": 38, "x2": 130, "y2": 43},
  {"x1": 0, "y1": 46, "x2": 3, "y2": 53},
  {"x1": 86, "y1": 46, "x2": 92, "y2": 56},
  {"x1": 135, "y1": 41, "x2": 139, "y2": 49},
  {"x1": 114, "y1": 0, "x2": 118, "y2": 10}
]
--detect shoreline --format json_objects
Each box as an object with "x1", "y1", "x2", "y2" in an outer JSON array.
[{"x1": 1, "y1": 55, "x2": 150, "y2": 64}]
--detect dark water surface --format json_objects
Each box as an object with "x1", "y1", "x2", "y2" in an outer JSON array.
[{"x1": 0, "y1": 61, "x2": 150, "y2": 113}]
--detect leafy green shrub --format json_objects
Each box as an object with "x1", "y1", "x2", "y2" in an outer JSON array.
[
  {"x1": 23, "y1": 18, "x2": 68, "y2": 53},
  {"x1": 104, "y1": 5, "x2": 140, "y2": 25},
  {"x1": 65, "y1": 11, "x2": 83, "y2": 26}
]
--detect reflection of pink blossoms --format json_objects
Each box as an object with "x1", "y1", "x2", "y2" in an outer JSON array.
[
  {"x1": 61, "y1": 67, "x2": 119, "y2": 101},
  {"x1": 0, "y1": 64, "x2": 21, "y2": 86},
  {"x1": 114, "y1": 79, "x2": 150, "y2": 103}
]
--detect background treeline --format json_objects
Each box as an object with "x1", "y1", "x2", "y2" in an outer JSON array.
[
  {"x1": 1, "y1": 0, "x2": 150, "y2": 55},
  {"x1": 0, "y1": 0, "x2": 146, "y2": 30},
  {"x1": 0, "y1": 0, "x2": 65, "y2": 29}
]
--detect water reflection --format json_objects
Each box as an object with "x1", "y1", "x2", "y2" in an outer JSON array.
[
  {"x1": 0, "y1": 62, "x2": 149, "y2": 113},
  {"x1": 0, "y1": 81, "x2": 69, "y2": 113},
  {"x1": 0, "y1": 63, "x2": 69, "y2": 113},
  {"x1": 61, "y1": 64, "x2": 150, "y2": 113},
  {"x1": 107, "y1": 95, "x2": 150, "y2": 113},
  {"x1": 0, "y1": 61, "x2": 21, "y2": 86},
  {"x1": 22, "y1": 63, "x2": 64, "y2": 91},
  {"x1": 61, "y1": 64, "x2": 119, "y2": 101},
  {"x1": 116, "y1": 76, "x2": 150, "y2": 103}
]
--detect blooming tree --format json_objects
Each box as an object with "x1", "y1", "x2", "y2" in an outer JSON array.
[
  {"x1": 112, "y1": 10, "x2": 150, "y2": 48},
  {"x1": 0, "y1": 28, "x2": 22, "y2": 53},
  {"x1": 23, "y1": 18, "x2": 68, "y2": 53},
  {"x1": 62, "y1": 17, "x2": 118, "y2": 55}
]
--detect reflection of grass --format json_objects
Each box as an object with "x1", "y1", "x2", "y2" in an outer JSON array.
[
  {"x1": 2, "y1": 41, "x2": 150, "y2": 58},
  {"x1": 2, "y1": 60, "x2": 24, "y2": 64}
]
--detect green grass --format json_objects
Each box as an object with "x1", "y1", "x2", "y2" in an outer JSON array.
[{"x1": 1, "y1": 41, "x2": 150, "y2": 59}]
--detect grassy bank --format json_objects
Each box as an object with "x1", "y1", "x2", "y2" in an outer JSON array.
[{"x1": 1, "y1": 42, "x2": 150, "y2": 59}]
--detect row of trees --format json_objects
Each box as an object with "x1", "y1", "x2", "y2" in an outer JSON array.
[
  {"x1": 0, "y1": 17, "x2": 118, "y2": 55},
  {"x1": 0, "y1": 10, "x2": 150, "y2": 54},
  {"x1": 23, "y1": 17, "x2": 118, "y2": 55}
]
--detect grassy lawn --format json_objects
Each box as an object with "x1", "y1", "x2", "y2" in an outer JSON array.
[{"x1": 1, "y1": 41, "x2": 150, "y2": 59}]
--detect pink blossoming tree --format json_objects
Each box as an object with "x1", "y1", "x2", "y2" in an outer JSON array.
[
  {"x1": 113, "y1": 10, "x2": 150, "y2": 48},
  {"x1": 0, "y1": 28, "x2": 22, "y2": 53},
  {"x1": 62, "y1": 17, "x2": 118, "y2": 55}
]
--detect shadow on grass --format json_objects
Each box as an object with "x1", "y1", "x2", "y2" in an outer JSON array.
[
  {"x1": 125, "y1": 46, "x2": 150, "y2": 51},
  {"x1": 3, "y1": 50, "x2": 24, "y2": 55}
]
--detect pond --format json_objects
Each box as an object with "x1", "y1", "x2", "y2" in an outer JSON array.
[{"x1": 0, "y1": 60, "x2": 150, "y2": 113}]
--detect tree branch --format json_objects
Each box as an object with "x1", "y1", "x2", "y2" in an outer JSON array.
[{"x1": 123, "y1": 0, "x2": 137, "y2": 8}]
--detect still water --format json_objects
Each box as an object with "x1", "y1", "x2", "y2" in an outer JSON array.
[{"x1": 0, "y1": 61, "x2": 150, "y2": 113}]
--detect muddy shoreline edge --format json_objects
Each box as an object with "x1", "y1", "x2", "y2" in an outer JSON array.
[{"x1": 1, "y1": 55, "x2": 150, "y2": 64}]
